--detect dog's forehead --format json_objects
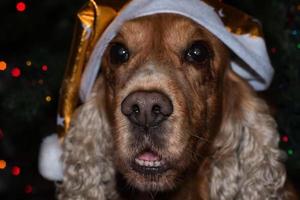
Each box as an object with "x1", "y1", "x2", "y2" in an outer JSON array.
[{"x1": 116, "y1": 14, "x2": 217, "y2": 48}]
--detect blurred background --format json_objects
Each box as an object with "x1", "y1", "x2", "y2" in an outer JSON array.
[{"x1": 0, "y1": 0, "x2": 299, "y2": 199}]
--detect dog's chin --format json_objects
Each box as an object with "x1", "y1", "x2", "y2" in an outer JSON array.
[
  {"x1": 125, "y1": 169, "x2": 178, "y2": 191},
  {"x1": 126, "y1": 165, "x2": 178, "y2": 191}
]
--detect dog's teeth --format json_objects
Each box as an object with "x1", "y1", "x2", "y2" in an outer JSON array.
[
  {"x1": 148, "y1": 161, "x2": 155, "y2": 167},
  {"x1": 144, "y1": 161, "x2": 149, "y2": 166},
  {"x1": 135, "y1": 158, "x2": 145, "y2": 166},
  {"x1": 154, "y1": 161, "x2": 161, "y2": 167},
  {"x1": 135, "y1": 158, "x2": 163, "y2": 167}
]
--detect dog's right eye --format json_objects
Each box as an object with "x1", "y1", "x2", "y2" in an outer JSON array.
[
  {"x1": 184, "y1": 41, "x2": 211, "y2": 65},
  {"x1": 110, "y1": 43, "x2": 130, "y2": 65}
]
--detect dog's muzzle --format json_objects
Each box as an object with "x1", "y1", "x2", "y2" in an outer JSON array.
[{"x1": 121, "y1": 91, "x2": 173, "y2": 175}]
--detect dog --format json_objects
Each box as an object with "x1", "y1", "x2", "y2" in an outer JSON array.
[{"x1": 57, "y1": 14, "x2": 298, "y2": 200}]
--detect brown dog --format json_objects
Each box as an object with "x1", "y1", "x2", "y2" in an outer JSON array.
[{"x1": 59, "y1": 14, "x2": 298, "y2": 200}]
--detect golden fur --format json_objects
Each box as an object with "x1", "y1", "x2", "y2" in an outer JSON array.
[{"x1": 58, "y1": 14, "x2": 298, "y2": 199}]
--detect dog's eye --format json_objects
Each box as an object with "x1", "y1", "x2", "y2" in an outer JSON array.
[
  {"x1": 110, "y1": 43, "x2": 130, "y2": 64},
  {"x1": 184, "y1": 41, "x2": 211, "y2": 65}
]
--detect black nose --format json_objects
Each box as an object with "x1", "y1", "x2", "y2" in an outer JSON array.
[{"x1": 121, "y1": 91, "x2": 173, "y2": 128}]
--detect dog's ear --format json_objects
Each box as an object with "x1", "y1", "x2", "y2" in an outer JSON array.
[
  {"x1": 57, "y1": 76, "x2": 118, "y2": 200},
  {"x1": 210, "y1": 70, "x2": 290, "y2": 199}
]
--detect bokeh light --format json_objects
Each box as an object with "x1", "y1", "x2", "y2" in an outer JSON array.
[
  {"x1": 0, "y1": 128, "x2": 4, "y2": 140},
  {"x1": 11, "y1": 67, "x2": 21, "y2": 78},
  {"x1": 0, "y1": 160, "x2": 6, "y2": 170},
  {"x1": 26, "y1": 60, "x2": 32, "y2": 66},
  {"x1": 45, "y1": 96, "x2": 52, "y2": 102},
  {"x1": 0, "y1": 61, "x2": 7, "y2": 71},
  {"x1": 270, "y1": 47, "x2": 277, "y2": 54},
  {"x1": 11, "y1": 166, "x2": 21, "y2": 176},
  {"x1": 24, "y1": 184, "x2": 33, "y2": 194},
  {"x1": 288, "y1": 149, "x2": 294, "y2": 156},
  {"x1": 41, "y1": 65, "x2": 48, "y2": 71},
  {"x1": 16, "y1": 2, "x2": 26, "y2": 12},
  {"x1": 281, "y1": 135, "x2": 289, "y2": 143},
  {"x1": 38, "y1": 79, "x2": 44, "y2": 85}
]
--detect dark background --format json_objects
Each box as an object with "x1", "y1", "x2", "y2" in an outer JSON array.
[{"x1": 0, "y1": 0, "x2": 299, "y2": 199}]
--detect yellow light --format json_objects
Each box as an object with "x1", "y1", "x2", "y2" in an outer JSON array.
[
  {"x1": 38, "y1": 79, "x2": 44, "y2": 85},
  {"x1": 0, "y1": 160, "x2": 6, "y2": 170},
  {"x1": 26, "y1": 60, "x2": 32, "y2": 66},
  {"x1": 0, "y1": 61, "x2": 7, "y2": 71},
  {"x1": 46, "y1": 96, "x2": 52, "y2": 102}
]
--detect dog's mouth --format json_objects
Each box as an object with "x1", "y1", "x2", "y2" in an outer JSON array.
[{"x1": 132, "y1": 149, "x2": 168, "y2": 175}]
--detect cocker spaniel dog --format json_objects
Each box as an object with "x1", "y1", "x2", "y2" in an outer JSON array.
[{"x1": 57, "y1": 14, "x2": 298, "y2": 199}]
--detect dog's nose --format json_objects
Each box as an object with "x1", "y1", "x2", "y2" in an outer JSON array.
[{"x1": 121, "y1": 91, "x2": 173, "y2": 128}]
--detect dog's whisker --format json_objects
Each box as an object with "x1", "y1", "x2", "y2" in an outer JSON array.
[
  {"x1": 190, "y1": 134, "x2": 210, "y2": 143},
  {"x1": 148, "y1": 190, "x2": 157, "y2": 200}
]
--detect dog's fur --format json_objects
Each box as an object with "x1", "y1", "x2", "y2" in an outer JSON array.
[{"x1": 58, "y1": 14, "x2": 298, "y2": 200}]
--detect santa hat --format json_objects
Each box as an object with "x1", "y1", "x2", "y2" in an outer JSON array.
[{"x1": 39, "y1": 0, "x2": 274, "y2": 181}]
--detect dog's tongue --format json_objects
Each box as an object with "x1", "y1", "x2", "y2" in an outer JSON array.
[{"x1": 138, "y1": 151, "x2": 160, "y2": 161}]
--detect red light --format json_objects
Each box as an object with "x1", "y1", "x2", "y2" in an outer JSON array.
[
  {"x1": 24, "y1": 184, "x2": 33, "y2": 194},
  {"x1": 282, "y1": 135, "x2": 289, "y2": 143},
  {"x1": 0, "y1": 128, "x2": 3, "y2": 140},
  {"x1": 11, "y1": 166, "x2": 21, "y2": 176},
  {"x1": 16, "y1": 2, "x2": 26, "y2": 12},
  {"x1": 11, "y1": 67, "x2": 21, "y2": 78},
  {"x1": 271, "y1": 47, "x2": 277, "y2": 54},
  {"x1": 41, "y1": 65, "x2": 48, "y2": 71}
]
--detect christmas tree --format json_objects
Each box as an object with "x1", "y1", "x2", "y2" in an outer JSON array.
[
  {"x1": 230, "y1": 0, "x2": 300, "y2": 187},
  {"x1": 0, "y1": 0, "x2": 299, "y2": 199}
]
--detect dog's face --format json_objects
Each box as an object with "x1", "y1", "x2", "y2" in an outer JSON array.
[{"x1": 101, "y1": 14, "x2": 230, "y2": 191}]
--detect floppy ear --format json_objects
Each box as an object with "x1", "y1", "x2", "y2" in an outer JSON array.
[
  {"x1": 57, "y1": 77, "x2": 118, "y2": 200},
  {"x1": 209, "y1": 69, "x2": 292, "y2": 199}
]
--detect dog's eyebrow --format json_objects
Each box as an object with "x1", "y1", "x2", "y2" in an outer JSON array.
[{"x1": 111, "y1": 32, "x2": 126, "y2": 43}]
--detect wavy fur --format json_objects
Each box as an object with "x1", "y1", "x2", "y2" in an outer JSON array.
[
  {"x1": 57, "y1": 80, "x2": 119, "y2": 200},
  {"x1": 209, "y1": 71, "x2": 294, "y2": 199}
]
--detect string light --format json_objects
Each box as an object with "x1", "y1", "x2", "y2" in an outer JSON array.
[
  {"x1": 38, "y1": 79, "x2": 44, "y2": 85},
  {"x1": 26, "y1": 60, "x2": 32, "y2": 66},
  {"x1": 41, "y1": 65, "x2": 48, "y2": 71},
  {"x1": 270, "y1": 47, "x2": 277, "y2": 54},
  {"x1": 291, "y1": 30, "x2": 298, "y2": 36},
  {"x1": 0, "y1": 160, "x2": 6, "y2": 170},
  {"x1": 11, "y1": 166, "x2": 21, "y2": 176},
  {"x1": 24, "y1": 184, "x2": 33, "y2": 194},
  {"x1": 0, "y1": 128, "x2": 3, "y2": 140},
  {"x1": 45, "y1": 96, "x2": 52, "y2": 102},
  {"x1": 16, "y1": 2, "x2": 26, "y2": 12},
  {"x1": 0, "y1": 61, "x2": 7, "y2": 71},
  {"x1": 11, "y1": 67, "x2": 21, "y2": 78},
  {"x1": 281, "y1": 135, "x2": 289, "y2": 143},
  {"x1": 287, "y1": 149, "x2": 294, "y2": 156}
]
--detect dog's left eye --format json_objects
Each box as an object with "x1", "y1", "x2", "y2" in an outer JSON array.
[
  {"x1": 184, "y1": 41, "x2": 211, "y2": 65},
  {"x1": 110, "y1": 43, "x2": 130, "y2": 64}
]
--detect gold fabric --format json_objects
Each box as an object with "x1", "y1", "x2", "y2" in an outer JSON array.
[
  {"x1": 57, "y1": 0, "x2": 116, "y2": 138},
  {"x1": 203, "y1": 0, "x2": 263, "y2": 37},
  {"x1": 58, "y1": 0, "x2": 262, "y2": 139}
]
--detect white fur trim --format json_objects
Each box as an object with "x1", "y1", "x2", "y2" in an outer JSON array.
[{"x1": 38, "y1": 134, "x2": 63, "y2": 181}]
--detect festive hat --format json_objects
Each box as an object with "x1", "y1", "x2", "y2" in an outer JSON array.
[{"x1": 39, "y1": 0, "x2": 274, "y2": 181}]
